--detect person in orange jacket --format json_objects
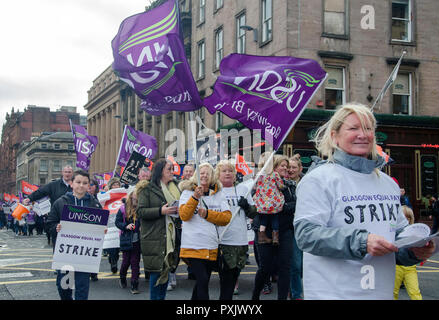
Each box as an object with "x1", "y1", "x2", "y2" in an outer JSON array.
[{"x1": 178, "y1": 162, "x2": 231, "y2": 300}]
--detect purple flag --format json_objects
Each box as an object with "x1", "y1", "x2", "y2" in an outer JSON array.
[
  {"x1": 72, "y1": 125, "x2": 98, "y2": 170},
  {"x1": 116, "y1": 125, "x2": 158, "y2": 167},
  {"x1": 111, "y1": 0, "x2": 202, "y2": 115},
  {"x1": 204, "y1": 54, "x2": 327, "y2": 150},
  {"x1": 93, "y1": 174, "x2": 105, "y2": 189}
]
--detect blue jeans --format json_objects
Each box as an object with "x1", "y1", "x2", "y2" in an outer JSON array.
[
  {"x1": 149, "y1": 272, "x2": 168, "y2": 300},
  {"x1": 290, "y1": 234, "x2": 303, "y2": 299},
  {"x1": 259, "y1": 214, "x2": 279, "y2": 231},
  {"x1": 56, "y1": 270, "x2": 90, "y2": 300}
]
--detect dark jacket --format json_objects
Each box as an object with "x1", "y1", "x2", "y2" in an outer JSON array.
[
  {"x1": 136, "y1": 180, "x2": 180, "y2": 272},
  {"x1": 46, "y1": 192, "x2": 102, "y2": 248},
  {"x1": 28, "y1": 178, "x2": 72, "y2": 206},
  {"x1": 115, "y1": 205, "x2": 141, "y2": 251},
  {"x1": 432, "y1": 200, "x2": 439, "y2": 218}
]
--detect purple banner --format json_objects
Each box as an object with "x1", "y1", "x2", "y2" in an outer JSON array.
[
  {"x1": 73, "y1": 125, "x2": 98, "y2": 170},
  {"x1": 203, "y1": 54, "x2": 327, "y2": 150},
  {"x1": 61, "y1": 205, "x2": 109, "y2": 226},
  {"x1": 111, "y1": 0, "x2": 202, "y2": 115},
  {"x1": 93, "y1": 174, "x2": 105, "y2": 189},
  {"x1": 116, "y1": 125, "x2": 157, "y2": 167}
]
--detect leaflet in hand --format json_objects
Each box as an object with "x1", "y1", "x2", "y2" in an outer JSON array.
[
  {"x1": 395, "y1": 223, "x2": 439, "y2": 249},
  {"x1": 33, "y1": 197, "x2": 51, "y2": 216}
]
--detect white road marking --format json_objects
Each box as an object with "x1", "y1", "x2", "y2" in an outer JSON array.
[
  {"x1": 0, "y1": 272, "x2": 33, "y2": 279},
  {"x1": 0, "y1": 258, "x2": 33, "y2": 267}
]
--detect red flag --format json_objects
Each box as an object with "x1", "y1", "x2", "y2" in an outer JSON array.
[
  {"x1": 376, "y1": 145, "x2": 390, "y2": 163},
  {"x1": 104, "y1": 173, "x2": 112, "y2": 182},
  {"x1": 235, "y1": 154, "x2": 253, "y2": 176},
  {"x1": 21, "y1": 181, "x2": 38, "y2": 195},
  {"x1": 167, "y1": 155, "x2": 181, "y2": 176},
  {"x1": 145, "y1": 159, "x2": 154, "y2": 171},
  {"x1": 98, "y1": 189, "x2": 131, "y2": 215},
  {"x1": 4, "y1": 193, "x2": 11, "y2": 202}
]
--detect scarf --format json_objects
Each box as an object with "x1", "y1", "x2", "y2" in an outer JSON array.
[
  {"x1": 155, "y1": 180, "x2": 180, "y2": 286},
  {"x1": 308, "y1": 149, "x2": 385, "y2": 174}
]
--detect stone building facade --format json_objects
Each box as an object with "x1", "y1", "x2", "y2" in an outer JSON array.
[
  {"x1": 191, "y1": 0, "x2": 439, "y2": 116},
  {"x1": 0, "y1": 106, "x2": 80, "y2": 194},
  {"x1": 16, "y1": 132, "x2": 77, "y2": 194},
  {"x1": 85, "y1": 0, "x2": 439, "y2": 219}
]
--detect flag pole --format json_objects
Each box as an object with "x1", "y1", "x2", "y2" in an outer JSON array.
[
  {"x1": 371, "y1": 50, "x2": 407, "y2": 112},
  {"x1": 113, "y1": 125, "x2": 127, "y2": 177},
  {"x1": 219, "y1": 149, "x2": 276, "y2": 241},
  {"x1": 189, "y1": 112, "x2": 200, "y2": 185}
]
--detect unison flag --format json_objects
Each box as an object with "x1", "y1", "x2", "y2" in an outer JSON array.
[
  {"x1": 111, "y1": 0, "x2": 202, "y2": 115},
  {"x1": 204, "y1": 54, "x2": 327, "y2": 150},
  {"x1": 72, "y1": 125, "x2": 98, "y2": 170},
  {"x1": 116, "y1": 125, "x2": 158, "y2": 168}
]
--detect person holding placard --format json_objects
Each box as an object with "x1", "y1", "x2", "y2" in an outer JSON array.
[
  {"x1": 24, "y1": 165, "x2": 73, "y2": 245},
  {"x1": 294, "y1": 103, "x2": 435, "y2": 300},
  {"x1": 47, "y1": 170, "x2": 102, "y2": 300}
]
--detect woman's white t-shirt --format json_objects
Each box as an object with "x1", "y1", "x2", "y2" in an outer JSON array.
[
  {"x1": 217, "y1": 182, "x2": 255, "y2": 246},
  {"x1": 180, "y1": 189, "x2": 230, "y2": 250},
  {"x1": 295, "y1": 163, "x2": 408, "y2": 300}
]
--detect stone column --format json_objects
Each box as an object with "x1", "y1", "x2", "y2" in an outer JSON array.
[
  {"x1": 95, "y1": 113, "x2": 101, "y2": 173},
  {"x1": 99, "y1": 110, "x2": 106, "y2": 173},
  {"x1": 116, "y1": 100, "x2": 122, "y2": 163},
  {"x1": 105, "y1": 107, "x2": 112, "y2": 172}
]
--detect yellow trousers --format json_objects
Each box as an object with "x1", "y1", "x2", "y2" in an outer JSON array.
[{"x1": 393, "y1": 265, "x2": 422, "y2": 300}]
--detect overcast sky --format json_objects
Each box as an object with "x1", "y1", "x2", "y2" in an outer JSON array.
[{"x1": 0, "y1": 0, "x2": 152, "y2": 135}]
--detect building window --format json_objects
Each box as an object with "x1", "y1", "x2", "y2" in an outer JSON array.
[
  {"x1": 323, "y1": 0, "x2": 348, "y2": 37},
  {"x1": 41, "y1": 143, "x2": 47, "y2": 149},
  {"x1": 392, "y1": 73, "x2": 412, "y2": 115},
  {"x1": 261, "y1": 0, "x2": 272, "y2": 43},
  {"x1": 68, "y1": 144, "x2": 74, "y2": 150},
  {"x1": 324, "y1": 67, "x2": 346, "y2": 109},
  {"x1": 236, "y1": 13, "x2": 246, "y2": 54},
  {"x1": 40, "y1": 159, "x2": 48, "y2": 172},
  {"x1": 199, "y1": 0, "x2": 206, "y2": 25},
  {"x1": 197, "y1": 40, "x2": 205, "y2": 79},
  {"x1": 214, "y1": 27, "x2": 224, "y2": 70},
  {"x1": 53, "y1": 160, "x2": 61, "y2": 171},
  {"x1": 215, "y1": 0, "x2": 223, "y2": 11},
  {"x1": 40, "y1": 178, "x2": 46, "y2": 185},
  {"x1": 67, "y1": 160, "x2": 74, "y2": 168},
  {"x1": 54, "y1": 144, "x2": 60, "y2": 150},
  {"x1": 392, "y1": 0, "x2": 411, "y2": 42}
]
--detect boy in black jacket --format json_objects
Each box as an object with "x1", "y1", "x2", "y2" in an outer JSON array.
[{"x1": 47, "y1": 170, "x2": 102, "y2": 300}]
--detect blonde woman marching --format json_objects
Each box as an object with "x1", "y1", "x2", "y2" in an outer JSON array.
[
  {"x1": 294, "y1": 103, "x2": 435, "y2": 299},
  {"x1": 178, "y1": 163, "x2": 231, "y2": 300},
  {"x1": 216, "y1": 160, "x2": 257, "y2": 300}
]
